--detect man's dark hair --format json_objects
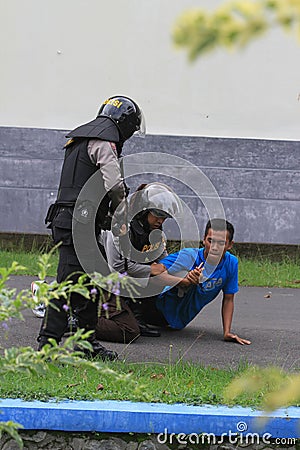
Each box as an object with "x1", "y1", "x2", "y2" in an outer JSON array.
[{"x1": 204, "y1": 219, "x2": 234, "y2": 242}]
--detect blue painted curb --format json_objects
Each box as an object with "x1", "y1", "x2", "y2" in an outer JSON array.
[{"x1": 0, "y1": 399, "x2": 299, "y2": 439}]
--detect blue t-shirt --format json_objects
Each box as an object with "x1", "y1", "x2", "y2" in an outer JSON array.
[{"x1": 156, "y1": 248, "x2": 239, "y2": 329}]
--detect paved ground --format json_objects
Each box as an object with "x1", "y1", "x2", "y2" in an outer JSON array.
[{"x1": 1, "y1": 276, "x2": 299, "y2": 369}]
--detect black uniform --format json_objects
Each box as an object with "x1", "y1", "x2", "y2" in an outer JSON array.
[{"x1": 37, "y1": 118, "x2": 127, "y2": 359}]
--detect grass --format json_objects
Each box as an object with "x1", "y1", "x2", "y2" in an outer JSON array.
[
  {"x1": 0, "y1": 360, "x2": 269, "y2": 408},
  {"x1": 0, "y1": 249, "x2": 299, "y2": 288},
  {"x1": 0, "y1": 248, "x2": 299, "y2": 409},
  {"x1": 0, "y1": 249, "x2": 58, "y2": 277},
  {"x1": 238, "y1": 256, "x2": 300, "y2": 288}
]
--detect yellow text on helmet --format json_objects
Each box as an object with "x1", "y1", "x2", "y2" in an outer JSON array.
[{"x1": 103, "y1": 98, "x2": 123, "y2": 108}]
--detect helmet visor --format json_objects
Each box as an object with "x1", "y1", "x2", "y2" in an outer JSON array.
[
  {"x1": 134, "y1": 108, "x2": 146, "y2": 138},
  {"x1": 148, "y1": 208, "x2": 171, "y2": 219}
]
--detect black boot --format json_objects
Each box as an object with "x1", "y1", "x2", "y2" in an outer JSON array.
[
  {"x1": 138, "y1": 321, "x2": 161, "y2": 337},
  {"x1": 128, "y1": 300, "x2": 161, "y2": 337},
  {"x1": 74, "y1": 339, "x2": 118, "y2": 361},
  {"x1": 37, "y1": 335, "x2": 59, "y2": 351}
]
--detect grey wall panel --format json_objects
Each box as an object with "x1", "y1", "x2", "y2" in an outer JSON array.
[
  {"x1": 222, "y1": 198, "x2": 300, "y2": 245},
  {"x1": 122, "y1": 164, "x2": 300, "y2": 201},
  {"x1": 2, "y1": 127, "x2": 299, "y2": 169},
  {"x1": 0, "y1": 127, "x2": 66, "y2": 159},
  {"x1": 0, "y1": 158, "x2": 62, "y2": 189},
  {"x1": 0, "y1": 126, "x2": 299, "y2": 244},
  {"x1": 2, "y1": 151, "x2": 298, "y2": 200},
  {"x1": 124, "y1": 135, "x2": 300, "y2": 170},
  {"x1": 0, "y1": 188, "x2": 54, "y2": 233},
  {"x1": 163, "y1": 197, "x2": 300, "y2": 245}
]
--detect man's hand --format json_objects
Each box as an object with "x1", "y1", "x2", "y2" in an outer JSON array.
[
  {"x1": 119, "y1": 224, "x2": 127, "y2": 235},
  {"x1": 185, "y1": 264, "x2": 204, "y2": 285},
  {"x1": 224, "y1": 332, "x2": 251, "y2": 345},
  {"x1": 150, "y1": 262, "x2": 166, "y2": 276}
]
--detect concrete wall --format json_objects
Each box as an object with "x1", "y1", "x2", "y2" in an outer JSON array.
[
  {"x1": 1, "y1": 2, "x2": 300, "y2": 245},
  {"x1": 0, "y1": 126, "x2": 299, "y2": 245},
  {"x1": 1, "y1": 0, "x2": 300, "y2": 141}
]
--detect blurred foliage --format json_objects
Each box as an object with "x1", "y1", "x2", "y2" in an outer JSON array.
[
  {"x1": 224, "y1": 366, "x2": 300, "y2": 411},
  {"x1": 173, "y1": 0, "x2": 300, "y2": 60},
  {"x1": 0, "y1": 252, "x2": 136, "y2": 448},
  {"x1": 0, "y1": 421, "x2": 24, "y2": 449}
]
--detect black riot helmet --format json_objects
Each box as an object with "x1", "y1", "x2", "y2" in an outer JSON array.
[
  {"x1": 128, "y1": 182, "x2": 183, "y2": 221},
  {"x1": 97, "y1": 96, "x2": 145, "y2": 141}
]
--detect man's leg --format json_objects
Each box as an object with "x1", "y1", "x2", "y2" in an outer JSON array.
[
  {"x1": 68, "y1": 287, "x2": 118, "y2": 361},
  {"x1": 127, "y1": 296, "x2": 166, "y2": 336},
  {"x1": 138, "y1": 296, "x2": 169, "y2": 327},
  {"x1": 37, "y1": 246, "x2": 117, "y2": 360},
  {"x1": 37, "y1": 297, "x2": 69, "y2": 349},
  {"x1": 37, "y1": 246, "x2": 72, "y2": 349},
  {"x1": 96, "y1": 296, "x2": 140, "y2": 343}
]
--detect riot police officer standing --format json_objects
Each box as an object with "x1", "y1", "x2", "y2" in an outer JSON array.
[{"x1": 37, "y1": 95, "x2": 145, "y2": 360}]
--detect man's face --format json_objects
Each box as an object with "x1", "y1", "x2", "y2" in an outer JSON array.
[
  {"x1": 147, "y1": 212, "x2": 166, "y2": 230},
  {"x1": 203, "y1": 228, "x2": 233, "y2": 265}
]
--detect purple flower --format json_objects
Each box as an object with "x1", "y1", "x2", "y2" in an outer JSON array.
[
  {"x1": 2, "y1": 322, "x2": 8, "y2": 330},
  {"x1": 118, "y1": 272, "x2": 128, "y2": 278},
  {"x1": 102, "y1": 303, "x2": 109, "y2": 311},
  {"x1": 62, "y1": 304, "x2": 69, "y2": 312},
  {"x1": 90, "y1": 288, "x2": 98, "y2": 296},
  {"x1": 112, "y1": 288, "x2": 120, "y2": 296}
]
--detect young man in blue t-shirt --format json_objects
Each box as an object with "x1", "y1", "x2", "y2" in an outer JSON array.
[{"x1": 148, "y1": 218, "x2": 251, "y2": 345}]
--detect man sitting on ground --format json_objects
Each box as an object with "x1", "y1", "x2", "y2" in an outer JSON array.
[{"x1": 140, "y1": 218, "x2": 251, "y2": 345}]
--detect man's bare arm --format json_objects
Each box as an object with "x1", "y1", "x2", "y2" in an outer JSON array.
[{"x1": 222, "y1": 294, "x2": 251, "y2": 345}]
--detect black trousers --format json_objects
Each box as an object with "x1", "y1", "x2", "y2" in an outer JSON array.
[
  {"x1": 128, "y1": 296, "x2": 168, "y2": 327},
  {"x1": 38, "y1": 244, "x2": 98, "y2": 344}
]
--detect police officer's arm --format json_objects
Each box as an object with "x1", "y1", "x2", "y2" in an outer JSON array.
[
  {"x1": 150, "y1": 265, "x2": 200, "y2": 289},
  {"x1": 222, "y1": 294, "x2": 251, "y2": 345},
  {"x1": 88, "y1": 139, "x2": 126, "y2": 212},
  {"x1": 150, "y1": 262, "x2": 167, "y2": 276},
  {"x1": 99, "y1": 230, "x2": 159, "y2": 288}
]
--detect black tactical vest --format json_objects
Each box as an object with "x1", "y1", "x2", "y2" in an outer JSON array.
[
  {"x1": 46, "y1": 117, "x2": 123, "y2": 237},
  {"x1": 55, "y1": 137, "x2": 110, "y2": 230},
  {"x1": 56, "y1": 115, "x2": 123, "y2": 205},
  {"x1": 56, "y1": 138, "x2": 98, "y2": 205},
  {"x1": 129, "y1": 215, "x2": 151, "y2": 252},
  {"x1": 129, "y1": 214, "x2": 165, "y2": 263}
]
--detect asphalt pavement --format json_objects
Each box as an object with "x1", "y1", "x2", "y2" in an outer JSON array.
[{"x1": 1, "y1": 275, "x2": 299, "y2": 369}]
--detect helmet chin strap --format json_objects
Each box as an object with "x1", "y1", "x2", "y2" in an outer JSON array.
[{"x1": 116, "y1": 141, "x2": 123, "y2": 157}]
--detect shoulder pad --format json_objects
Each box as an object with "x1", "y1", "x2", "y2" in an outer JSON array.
[{"x1": 66, "y1": 117, "x2": 120, "y2": 142}]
